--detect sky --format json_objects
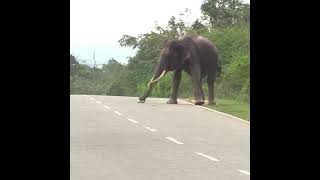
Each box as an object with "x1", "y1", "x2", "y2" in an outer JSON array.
[{"x1": 70, "y1": 0, "x2": 250, "y2": 66}]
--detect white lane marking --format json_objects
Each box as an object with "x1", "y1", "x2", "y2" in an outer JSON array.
[
  {"x1": 114, "y1": 111, "x2": 123, "y2": 115},
  {"x1": 96, "y1": 100, "x2": 102, "y2": 104},
  {"x1": 143, "y1": 126, "x2": 158, "y2": 132},
  {"x1": 103, "y1": 105, "x2": 110, "y2": 109},
  {"x1": 127, "y1": 118, "x2": 139, "y2": 124},
  {"x1": 195, "y1": 152, "x2": 220, "y2": 162},
  {"x1": 178, "y1": 99, "x2": 249, "y2": 124},
  {"x1": 237, "y1": 170, "x2": 250, "y2": 175},
  {"x1": 89, "y1": 97, "x2": 95, "y2": 100},
  {"x1": 165, "y1": 137, "x2": 184, "y2": 145}
]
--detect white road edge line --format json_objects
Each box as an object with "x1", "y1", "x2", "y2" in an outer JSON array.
[
  {"x1": 143, "y1": 126, "x2": 157, "y2": 132},
  {"x1": 114, "y1": 111, "x2": 123, "y2": 116},
  {"x1": 103, "y1": 105, "x2": 111, "y2": 109},
  {"x1": 178, "y1": 99, "x2": 249, "y2": 124},
  {"x1": 127, "y1": 118, "x2": 139, "y2": 124},
  {"x1": 195, "y1": 152, "x2": 220, "y2": 162},
  {"x1": 237, "y1": 170, "x2": 250, "y2": 175},
  {"x1": 165, "y1": 137, "x2": 184, "y2": 145}
]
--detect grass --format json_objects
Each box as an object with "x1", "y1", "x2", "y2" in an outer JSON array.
[{"x1": 182, "y1": 98, "x2": 250, "y2": 121}]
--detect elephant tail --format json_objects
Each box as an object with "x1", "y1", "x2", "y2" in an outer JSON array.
[{"x1": 217, "y1": 65, "x2": 222, "y2": 78}]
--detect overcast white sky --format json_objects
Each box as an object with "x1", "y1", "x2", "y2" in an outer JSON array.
[{"x1": 70, "y1": 0, "x2": 249, "y2": 65}]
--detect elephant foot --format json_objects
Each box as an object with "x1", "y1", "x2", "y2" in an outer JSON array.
[
  {"x1": 195, "y1": 100, "x2": 205, "y2": 105},
  {"x1": 138, "y1": 97, "x2": 145, "y2": 103},
  {"x1": 167, "y1": 99, "x2": 178, "y2": 104}
]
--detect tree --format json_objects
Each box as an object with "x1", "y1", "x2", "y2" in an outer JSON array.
[
  {"x1": 190, "y1": 19, "x2": 208, "y2": 34},
  {"x1": 92, "y1": 49, "x2": 97, "y2": 70},
  {"x1": 70, "y1": 54, "x2": 79, "y2": 73},
  {"x1": 102, "y1": 58, "x2": 125, "y2": 75},
  {"x1": 201, "y1": 0, "x2": 249, "y2": 28},
  {"x1": 118, "y1": 35, "x2": 139, "y2": 49}
]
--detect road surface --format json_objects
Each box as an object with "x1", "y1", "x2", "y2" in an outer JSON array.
[{"x1": 70, "y1": 95, "x2": 250, "y2": 180}]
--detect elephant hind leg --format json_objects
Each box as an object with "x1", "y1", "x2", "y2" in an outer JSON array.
[
  {"x1": 200, "y1": 79, "x2": 205, "y2": 102},
  {"x1": 190, "y1": 65, "x2": 205, "y2": 105},
  {"x1": 207, "y1": 74, "x2": 216, "y2": 105}
]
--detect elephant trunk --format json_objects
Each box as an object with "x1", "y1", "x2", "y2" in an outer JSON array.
[
  {"x1": 139, "y1": 63, "x2": 167, "y2": 102},
  {"x1": 148, "y1": 62, "x2": 168, "y2": 87}
]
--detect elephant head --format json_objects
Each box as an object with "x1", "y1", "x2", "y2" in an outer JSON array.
[{"x1": 139, "y1": 39, "x2": 191, "y2": 102}]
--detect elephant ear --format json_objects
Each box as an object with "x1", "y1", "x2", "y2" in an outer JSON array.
[
  {"x1": 170, "y1": 41, "x2": 190, "y2": 61},
  {"x1": 163, "y1": 39, "x2": 172, "y2": 48}
]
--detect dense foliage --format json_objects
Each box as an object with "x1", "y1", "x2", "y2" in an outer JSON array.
[{"x1": 70, "y1": 0, "x2": 250, "y2": 102}]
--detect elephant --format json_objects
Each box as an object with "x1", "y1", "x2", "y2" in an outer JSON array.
[{"x1": 138, "y1": 35, "x2": 218, "y2": 105}]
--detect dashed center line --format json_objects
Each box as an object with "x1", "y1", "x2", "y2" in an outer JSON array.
[
  {"x1": 165, "y1": 137, "x2": 184, "y2": 144},
  {"x1": 85, "y1": 96, "x2": 246, "y2": 173},
  {"x1": 143, "y1": 126, "x2": 157, "y2": 132},
  {"x1": 237, "y1": 170, "x2": 250, "y2": 175},
  {"x1": 82, "y1": 96, "x2": 249, "y2": 175},
  {"x1": 127, "y1": 118, "x2": 139, "y2": 124},
  {"x1": 114, "y1": 111, "x2": 123, "y2": 115},
  {"x1": 195, "y1": 152, "x2": 220, "y2": 162}
]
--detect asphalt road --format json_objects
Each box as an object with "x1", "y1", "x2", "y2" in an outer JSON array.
[{"x1": 70, "y1": 95, "x2": 250, "y2": 180}]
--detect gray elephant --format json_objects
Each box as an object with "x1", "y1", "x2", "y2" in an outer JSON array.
[{"x1": 139, "y1": 35, "x2": 218, "y2": 105}]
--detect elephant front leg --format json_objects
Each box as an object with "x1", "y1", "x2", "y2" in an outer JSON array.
[
  {"x1": 191, "y1": 65, "x2": 204, "y2": 105},
  {"x1": 167, "y1": 70, "x2": 182, "y2": 104}
]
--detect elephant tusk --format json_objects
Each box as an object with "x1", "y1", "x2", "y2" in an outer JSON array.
[
  {"x1": 147, "y1": 70, "x2": 166, "y2": 86},
  {"x1": 153, "y1": 70, "x2": 166, "y2": 82},
  {"x1": 148, "y1": 76, "x2": 155, "y2": 86}
]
